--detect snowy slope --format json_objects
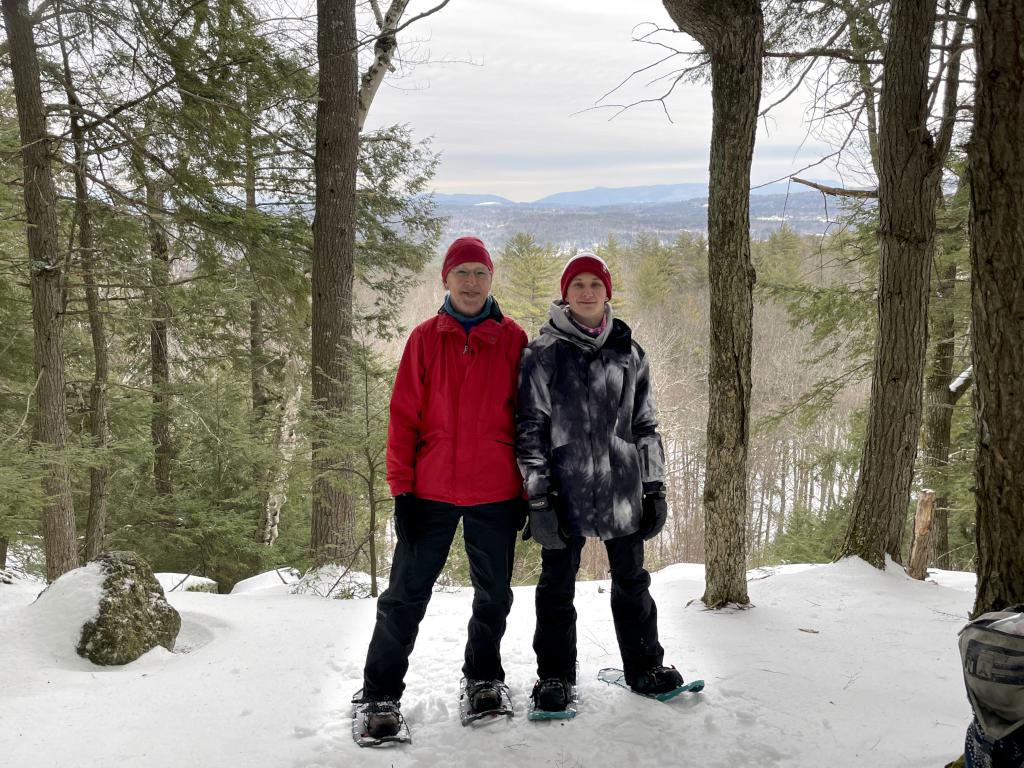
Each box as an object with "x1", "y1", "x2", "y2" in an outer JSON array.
[{"x1": 0, "y1": 558, "x2": 975, "y2": 768}]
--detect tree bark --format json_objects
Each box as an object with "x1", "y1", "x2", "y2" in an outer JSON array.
[
  {"x1": 2, "y1": 0, "x2": 79, "y2": 581},
  {"x1": 311, "y1": 0, "x2": 360, "y2": 565},
  {"x1": 57, "y1": 2, "x2": 108, "y2": 561},
  {"x1": 146, "y1": 177, "x2": 172, "y2": 497},
  {"x1": 245, "y1": 123, "x2": 268, "y2": 424},
  {"x1": 663, "y1": 0, "x2": 762, "y2": 607},
  {"x1": 261, "y1": 356, "x2": 303, "y2": 546},
  {"x1": 906, "y1": 490, "x2": 936, "y2": 580},
  {"x1": 921, "y1": 262, "x2": 971, "y2": 568},
  {"x1": 840, "y1": 0, "x2": 942, "y2": 569},
  {"x1": 969, "y1": 0, "x2": 1024, "y2": 617}
]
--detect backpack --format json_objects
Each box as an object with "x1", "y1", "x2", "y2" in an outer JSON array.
[{"x1": 959, "y1": 606, "x2": 1024, "y2": 768}]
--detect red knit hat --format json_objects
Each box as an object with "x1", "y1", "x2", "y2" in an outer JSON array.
[
  {"x1": 560, "y1": 252, "x2": 612, "y2": 300},
  {"x1": 442, "y1": 236, "x2": 493, "y2": 281}
]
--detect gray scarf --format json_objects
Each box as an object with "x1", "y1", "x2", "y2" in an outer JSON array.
[{"x1": 543, "y1": 301, "x2": 614, "y2": 350}]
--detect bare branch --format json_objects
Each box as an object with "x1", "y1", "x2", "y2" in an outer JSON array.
[
  {"x1": 391, "y1": 0, "x2": 452, "y2": 36},
  {"x1": 791, "y1": 176, "x2": 878, "y2": 198}
]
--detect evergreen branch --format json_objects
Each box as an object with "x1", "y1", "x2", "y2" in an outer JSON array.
[
  {"x1": 765, "y1": 47, "x2": 881, "y2": 64},
  {"x1": 0, "y1": 370, "x2": 43, "y2": 448}
]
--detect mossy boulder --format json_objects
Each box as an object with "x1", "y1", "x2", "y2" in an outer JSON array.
[{"x1": 77, "y1": 551, "x2": 181, "y2": 665}]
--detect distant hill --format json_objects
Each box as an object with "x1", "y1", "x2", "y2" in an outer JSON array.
[
  {"x1": 430, "y1": 190, "x2": 861, "y2": 249},
  {"x1": 429, "y1": 193, "x2": 517, "y2": 206},
  {"x1": 533, "y1": 183, "x2": 710, "y2": 207}
]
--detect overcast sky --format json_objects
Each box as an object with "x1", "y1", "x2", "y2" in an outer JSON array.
[{"x1": 364, "y1": 0, "x2": 833, "y2": 202}]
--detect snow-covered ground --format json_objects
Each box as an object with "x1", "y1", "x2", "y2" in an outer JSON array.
[{"x1": 0, "y1": 557, "x2": 975, "y2": 767}]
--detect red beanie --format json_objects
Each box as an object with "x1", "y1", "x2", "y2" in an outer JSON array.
[
  {"x1": 560, "y1": 252, "x2": 612, "y2": 300},
  {"x1": 442, "y1": 236, "x2": 493, "y2": 281}
]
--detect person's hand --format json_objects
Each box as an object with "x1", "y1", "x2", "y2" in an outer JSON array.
[
  {"x1": 640, "y1": 491, "x2": 667, "y2": 540},
  {"x1": 393, "y1": 493, "x2": 418, "y2": 544},
  {"x1": 522, "y1": 494, "x2": 567, "y2": 550}
]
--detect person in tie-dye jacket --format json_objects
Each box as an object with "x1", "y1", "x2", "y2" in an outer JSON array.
[{"x1": 516, "y1": 252, "x2": 686, "y2": 713}]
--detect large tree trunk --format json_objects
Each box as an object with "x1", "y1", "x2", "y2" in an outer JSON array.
[
  {"x1": 2, "y1": 0, "x2": 79, "y2": 581},
  {"x1": 840, "y1": 0, "x2": 942, "y2": 569},
  {"x1": 146, "y1": 177, "x2": 172, "y2": 497},
  {"x1": 310, "y1": 0, "x2": 360, "y2": 565},
  {"x1": 57, "y1": 3, "x2": 109, "y2": 561},
  {"x1": 969, "y1": 0, "x2": 1024, "y2": 617},
  {"x1": 663, "y1": 0, "x2": 762, "y2": 607}
]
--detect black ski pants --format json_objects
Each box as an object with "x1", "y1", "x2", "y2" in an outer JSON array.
[
  {"x1": 362, "y1": 496, "x2": 522, "y2": 701},
  {"x1": 534, "y1": 530, "x2": 664, "y2": 684}
]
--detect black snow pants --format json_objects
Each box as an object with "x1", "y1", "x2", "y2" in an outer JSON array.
[
  {"x1": 361, "y1": 496, "x2": 522, "y2": 701},
  {"x1": 533, "y1": 530, "x2": 664, "y2": 684}
]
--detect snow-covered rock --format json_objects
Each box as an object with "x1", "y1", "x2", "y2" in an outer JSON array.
[{"x1": 70, "y1": 551, "x2": 181, "y2": 665}]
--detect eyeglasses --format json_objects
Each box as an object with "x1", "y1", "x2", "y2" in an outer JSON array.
[{"x1": 450, "y1": 268, "x2": 491, "y2": 281}]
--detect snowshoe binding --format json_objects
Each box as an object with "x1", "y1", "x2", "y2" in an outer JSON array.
[
  {"x1": 527, "y1": 677, "x2": 579, "y2": 721},
  {"x1": 459, "y1": 678, "x2": 514, "y2": 726},
  {"x1": 351, "y1": 692, "x2": 411, "y2": 747}
]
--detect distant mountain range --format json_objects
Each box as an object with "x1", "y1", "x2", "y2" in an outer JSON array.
[
  {"x1": 427, "y1": 181, "x2": 865, "y2": 248},
  {"x1": 431, "y1": 180, "x2": 847, "y2": 208}
]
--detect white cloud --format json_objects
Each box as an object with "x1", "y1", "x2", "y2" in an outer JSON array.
[{"x1": 365, "y1": 0, "x2": 830, "y2": 201}]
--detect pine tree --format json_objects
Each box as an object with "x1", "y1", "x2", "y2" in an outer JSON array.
[{"x1": 492, "y1": 233, "x2": 560, "y2": 335}]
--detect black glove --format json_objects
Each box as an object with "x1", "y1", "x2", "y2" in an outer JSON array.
[
  {"x1": 640, "y1": 490, "x2": 667, "y2": 540},
  {"x1": 522, "y1": 494, "x2": 567, "y2": 550},
  {"x1": 393, "y1": 493, "x2": 418, "y2": 545}
]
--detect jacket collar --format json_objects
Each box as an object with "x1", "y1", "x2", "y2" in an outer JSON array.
[{"x1": 436, "y1": 296, "x2": 505, "y2": 343}]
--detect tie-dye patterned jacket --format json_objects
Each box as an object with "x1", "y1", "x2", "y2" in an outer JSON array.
[{"x1": 516, "y1": 303, "x2": 665, "y2": 539}]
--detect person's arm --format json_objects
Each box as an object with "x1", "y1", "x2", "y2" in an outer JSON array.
[
  {"x1": 632, "y1": 344, "x2": 666, "y2": 493},
  {"x1": 386, "y1": 328, "x2": 425, "y2": 497},
  {"x1": 516, "y1": 343, "x2": 553, "y2": 499}
]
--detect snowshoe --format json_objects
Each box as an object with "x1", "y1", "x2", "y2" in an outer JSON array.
[
  {"x1": 597, "y1": 667, "x2": 705, "y2": 702},
  {"x1": 459, "y1": 678, "x2": 514, "y2": 726},
  {"x1": 527, "y1": 677, "x2": 579, "y2": 721},
  {"x1": 351, "y1": 691, "x2": 411, "y2": 747}
]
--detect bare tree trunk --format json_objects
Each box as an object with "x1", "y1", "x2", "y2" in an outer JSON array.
[
  {"x1": 840, "y1": 0, "x2": 942, "y2": 569},
  {"x1": 57, "y1": 3, "x2": 108, "y2": 561},
  {"x1": 146, "y1": 177, "x2": 172, "y2": 497},
  {"x1": 969, "y1": 0, "x2": 1024, "y2": 616},
  {"x1": 311, "y1": 0, "x2": 359, "y2": 565},
  {"x1": 664, "y1": 0, "x2": 762, "y2": 607},
  {"x1": 921, "y1": 262, "x2": 972, "y2": 568},
  {"x1": 3, "y1": 0, "x2": 79, "y2": 581},
  {"x1": 842, "y1": 3, "x2": 882, "y2": 173},
  {"x1": 357, "y1": 0, "x2": 410, "y2": 131},
  {"x1": 245, "y1": 124, "x2": 269, "y2": 424},
  {"x1": 261, "y1": 356, "x2": 303, "y2": 546}
]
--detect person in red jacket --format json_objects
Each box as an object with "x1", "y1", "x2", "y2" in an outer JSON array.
[{"x1": 355, "y1": 236, "x2": 529, "y2": 740}]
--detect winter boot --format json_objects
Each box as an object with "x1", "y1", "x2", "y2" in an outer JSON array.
[
  {"x1": 465, "y1": 679, "x2": 503, "y2": 713},
  {"x1": 629, "y1": 665, "x2": 684, "y2": 695},
  {"x1": 531, "y1": 677, "x2": 572, "y2": 712},
  {"x1": 363, "y1": 699, "x2": 401, "y2": 739}
]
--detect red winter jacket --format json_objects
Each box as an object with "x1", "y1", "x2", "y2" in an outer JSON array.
[{"x1": 386, "y1": 303, "x2": 528, "y2": 506}]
